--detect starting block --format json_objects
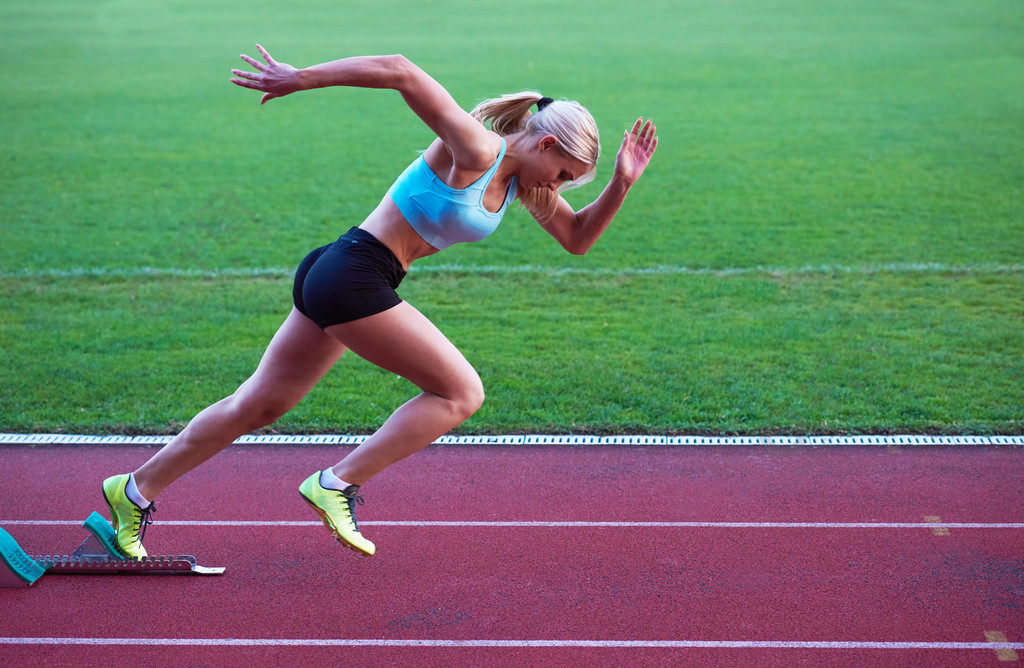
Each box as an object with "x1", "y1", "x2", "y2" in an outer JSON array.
[{"x1": 1, "y1": 512, "x2": 224, "y2": 587}]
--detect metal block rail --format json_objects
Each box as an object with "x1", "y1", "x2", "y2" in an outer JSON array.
[{"x1": 0, "y1": 512, "x2": 224, "y2": 587}]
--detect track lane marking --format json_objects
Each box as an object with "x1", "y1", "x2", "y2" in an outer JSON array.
[
  {"x1": 3, "y1": 520, "x2": 1022, "y2": 528},
  {"x1": 1, "y1": 637, "x2": 1023, "y2": 650}
]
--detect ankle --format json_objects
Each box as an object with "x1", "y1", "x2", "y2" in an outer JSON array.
[
  {"x1": 319, "y1": 468, "x2": 355, "y2": 492},
  {"x1": 126, "y1": 473, "x2": 153, "y2": 509}
]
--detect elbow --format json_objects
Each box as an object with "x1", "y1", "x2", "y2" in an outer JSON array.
[
  {"x1": 365, "y1": 54, "x2": 414, "y2": 90},
  {"x1": 560, "y1": 219, "x2": 594, "y2": 255},
  {"x1": 388, "y1": 54, "x2": 445, "y2": 102},
  {"x1": 388, "y1": 53, "x2": 414, "y2": 70},
  {"x1": 385, "y1": 53, "x2": 413, "y2": 75},
  {"x1": 565, "y1": 224, "x2": 595, "y2": 255},
  {"x1": 564, "y1": 239, "x2": 593, "y2": 256}
]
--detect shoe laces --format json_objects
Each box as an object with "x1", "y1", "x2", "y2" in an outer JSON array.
[
  {"x1": 340, "y1": 485, "x2": 365, "y2": 505},
  {"x1": 132, "y1": 502, "x2": 157, "y2": 542},
  {"x1": 337, "y1": 486, "x2": 364, "y2": 527}
]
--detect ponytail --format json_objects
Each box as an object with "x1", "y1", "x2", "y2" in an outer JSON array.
[{"x1": 470, "y1": 91, "x2": 544, "y2": 136}]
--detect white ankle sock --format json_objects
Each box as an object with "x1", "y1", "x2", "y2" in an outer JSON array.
[
  {"x1": 319, "y1": 468, "x2": 352, "y2": 491},
  {"x1": 125, "y1": 473, "x2": 151, "y2": 509}
]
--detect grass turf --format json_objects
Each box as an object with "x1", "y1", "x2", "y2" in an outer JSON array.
[{"x1": 1, "y1": 0, "x2": 1021, "y2": 435}]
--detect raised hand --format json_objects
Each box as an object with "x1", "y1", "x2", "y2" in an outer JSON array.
[
  {"x1": 614, "y1": 118, "x2": 658, "y2": 187},
  {"x1": 230, "y1": 44, "x2": 301, "y2": 105}
]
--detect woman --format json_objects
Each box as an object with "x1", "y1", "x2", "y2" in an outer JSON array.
[{"x1": 101, "y1": 45, "x2": 658, "y2": 558}]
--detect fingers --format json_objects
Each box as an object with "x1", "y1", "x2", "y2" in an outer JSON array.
[
  {"x1": 623, "y1": 118, "x2": 657, "y2": 151},
  {"x1": 231, "y1": 48, "x2": 269, "y2": 93},
  {"x1": 636, "y1": 117, "x2": 656, "y2": 141},
  {"x1": 627, "y1": 118, "x2": 655, "y2": 138},
  {"x1": 256, "y1": 44, "x2": 277, "y2": 66},
  {"x1": 231, "y1": 68, "x2": 260, "y2": 81},
  {"x1": 232, "y1": 45, "x2": 275, "y2": 84},
  {"x1": 231, "y1": 53, "x2": 264, "y2": 90},
  {"x1": 238, "y1": 53, "x2": 265, "y2": 72},
  {"x1": 634, "y1": 118, "x2": 658, "y2": 154},
  {"x1": 232, "y1": 45, "x2": 285, "y2": 103},
  {"x1": 237, "y1": 45, "x2": 276, "y2": 71}
]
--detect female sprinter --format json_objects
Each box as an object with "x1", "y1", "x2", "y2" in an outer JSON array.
[{"x1": 101, "y1": 45, "x2": 658, "y2": 557}]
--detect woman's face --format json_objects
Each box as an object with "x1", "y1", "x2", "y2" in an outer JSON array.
[{"x1": 523, "y1": 136, "x2": 591, "y2": 192}]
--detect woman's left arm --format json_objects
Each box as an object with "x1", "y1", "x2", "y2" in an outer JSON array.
[{"x1": 538, "y1": 117, "x2": 658, "y2": 255}]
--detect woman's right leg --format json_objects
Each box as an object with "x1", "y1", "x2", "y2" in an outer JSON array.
[{"x1": 132, "y1": 307, "x2": 347, "y2": 500}]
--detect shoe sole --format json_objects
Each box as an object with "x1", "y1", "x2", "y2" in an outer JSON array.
[{"x1": 298, "y1": 491, "x2": 374, "y2": 557}]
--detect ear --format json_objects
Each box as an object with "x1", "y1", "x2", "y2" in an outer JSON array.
[{"x1": 537, "y1": 135, "x2": 559, "y2": 152}]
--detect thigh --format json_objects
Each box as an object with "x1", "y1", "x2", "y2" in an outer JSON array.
[
  {"x1": 237, "y1": 307, "x2": 348, "y2": 405},
  {"x1": 324, "y1": 301, "x2": 480, "y2": 399}
]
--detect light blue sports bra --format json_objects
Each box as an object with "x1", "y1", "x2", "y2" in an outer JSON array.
[{"x1": 387, "y1": 139, "x2": 519, "y2": 250}]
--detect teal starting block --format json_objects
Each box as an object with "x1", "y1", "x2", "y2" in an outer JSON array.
[
  {"x1": 75, "y1": 511, "x2": 128, "y2": 561},
  {"x1": 0, "y1": 512, "x2": 224, "y2": 587},
  {"x1": 0, "y1": 527, "x2": 46, "y2": 586}
]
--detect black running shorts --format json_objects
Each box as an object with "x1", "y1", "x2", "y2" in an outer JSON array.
[{"x1": 292, "y1": 227, "x2": 407, "y2": 329}]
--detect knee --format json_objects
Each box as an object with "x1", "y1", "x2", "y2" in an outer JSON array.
[
  {"x1": 248, "y1": 401, "x2": 290, "y2": 429},
  {"x1": 449, "y1": 375, "x2": 485, "y2": 422},
  {"x1": 228, "y1": 386, "x2": 294, "y2": 431}
]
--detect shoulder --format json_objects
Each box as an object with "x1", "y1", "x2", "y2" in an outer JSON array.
[
  {"x1": 453, "y1": 130, "x2": 504, "y2": 171},
  {"x1": 424, "y1": 132, "x2": 504, "y2": 174}
]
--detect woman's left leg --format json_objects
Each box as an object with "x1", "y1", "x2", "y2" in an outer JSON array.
[
  {"x1": 321, "y1": 300, "x2": 485, "y2": 485},
  {"x1": 297, "y1": 299, "x2": 482, "y2": 555}
]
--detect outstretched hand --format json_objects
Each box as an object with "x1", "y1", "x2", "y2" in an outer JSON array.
[
  {"x1": 614, "y1": 118, "x2": 658, "y2": 187},
  {"x1": 230, "y1": 44, "x2": 301, "y2": 104}
]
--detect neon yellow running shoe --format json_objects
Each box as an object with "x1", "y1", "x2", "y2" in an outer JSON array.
[
  {"x1": 298, "y1": 472, "x2": 375, "y2": 556},
  {"x1": 101, "y1": 474, "x2": 156, "y2": 559}
]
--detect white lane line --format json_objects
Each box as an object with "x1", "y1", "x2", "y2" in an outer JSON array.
[
  {"x1": 0, "y1": 637, "x2": 1022, "y2": 649},
  {"x1": 2, "y1": 262, "x2": 1021, "y2": 280},
  {"x1": 3, "y1": 520, "x2": 1023, "y2": 529}
]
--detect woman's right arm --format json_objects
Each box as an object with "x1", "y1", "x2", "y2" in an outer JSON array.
[{"x1": 230, "y1": 45, "x2": 498, "y2": 170}]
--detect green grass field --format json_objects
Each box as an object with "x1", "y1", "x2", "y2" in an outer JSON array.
[{"x1": 2, "y1": 0, "x2": 1021, "y2": 435}]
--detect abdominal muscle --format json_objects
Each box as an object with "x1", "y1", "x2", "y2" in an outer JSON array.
[{"x1": 359, "y1": 196, "x2": 440, "y2": 271}]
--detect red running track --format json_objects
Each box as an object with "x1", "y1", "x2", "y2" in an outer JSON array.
[{"x1": 1, "y1": 442, "x2": 1022, "y2": 666}]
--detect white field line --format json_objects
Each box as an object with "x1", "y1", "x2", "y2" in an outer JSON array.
[
  {"x1": 0, "y1": 637, "x2": 1021, "y2": 650},
  {"x1": 1, "y1": 262, "x2": 1021, "y2": 280},
  {"x1": 3, "y1": 520, "x2": 1022, "y2": 529}
]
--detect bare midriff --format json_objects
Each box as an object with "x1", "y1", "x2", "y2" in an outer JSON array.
[{"x1": 359, "y1": 196, "x2": 440, "y2": 271}]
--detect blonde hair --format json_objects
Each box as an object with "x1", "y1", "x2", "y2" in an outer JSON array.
[{"x1": 470, "y1": 92, "x2": 600, "y2": 220}]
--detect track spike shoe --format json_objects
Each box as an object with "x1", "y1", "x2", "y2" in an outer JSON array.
[
  {"x1": 299, "y1": 471, "x2": 375, "y2": 556},
  {"x1": 101, "y1": 474, "x2": 156, "y2": 559}
]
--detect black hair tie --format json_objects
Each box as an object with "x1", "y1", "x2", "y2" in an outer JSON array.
[{"x1": 537, "y1": 97, "x2": 554, "y2": 111}]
